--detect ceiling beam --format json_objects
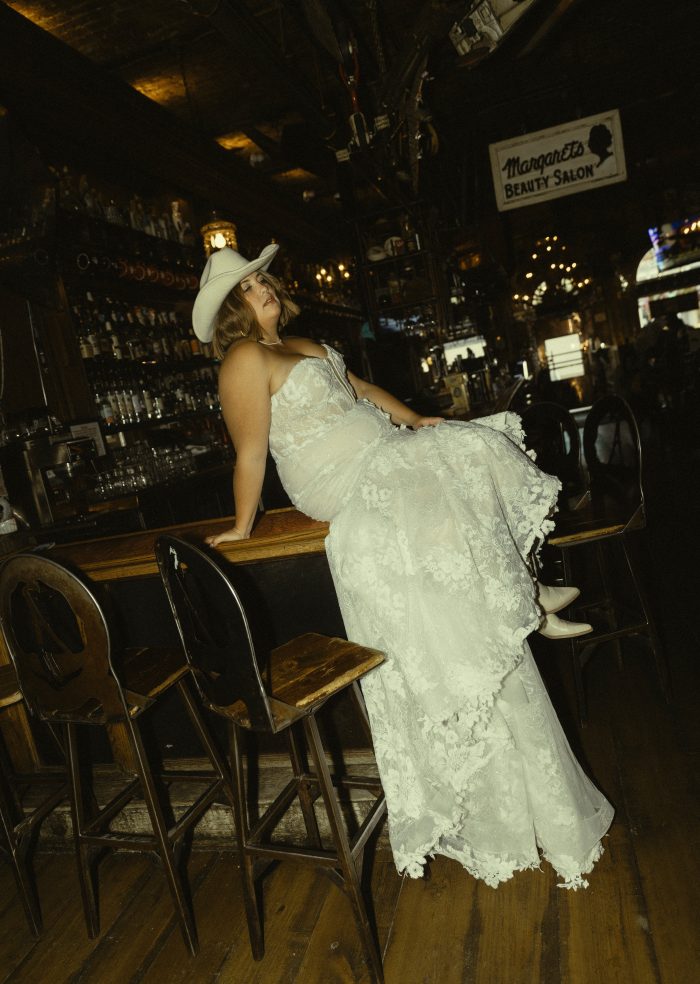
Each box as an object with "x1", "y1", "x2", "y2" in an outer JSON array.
[
  {"x1": 186, "y1": 0, "x2": 336, "y2": 142},
  {"x1": 515, "y1": 0, "x2": 586, "y2": 56},
  {"x1": 0, "y1": 3, "x2": 335, "y2": 251}
]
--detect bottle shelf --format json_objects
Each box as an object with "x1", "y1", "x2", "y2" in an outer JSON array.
[
  {"x1": 82, "y1": 354, "x2": 217, "y2": 372},
  {"x1": 292, "y1": 292, "x2": 364, "y2": 320},
  {"x1": 56, "y1": 208, "x2": 202, "y2": 299},
  {"x1": 375, "y1": 296, "x2": 439, "y2": 314},
  {"x1": 99, "y1": 407, "x2": 222, "y2": 434},
  {"x1": 56, "y1": 208, "x2": 201, "y2": 263},
  {"x1": 364, "y1": 248, "x2": 428, "y2": 268},
  {"x1": 62, "y1": 268, "x2": 198, "y2": 300},
  {"x1": 355, "y1": 202, "x2": 447, "y2": 356},
  {"x1": 61, "y1": 224, "x2": 218, "y2": 439}
]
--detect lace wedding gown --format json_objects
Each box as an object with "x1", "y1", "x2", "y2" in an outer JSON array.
[{"x1": 269, "y1": 344, "x2": 614, "y2": 888}]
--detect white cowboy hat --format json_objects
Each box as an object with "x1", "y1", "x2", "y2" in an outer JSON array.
[{"x1": 192, "y1": 243, "x2": 279, "y2": 342}]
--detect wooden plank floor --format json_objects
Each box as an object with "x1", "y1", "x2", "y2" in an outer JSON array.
[{"x1": 2, "y1": 444, "x2": 700, "y2": 983}]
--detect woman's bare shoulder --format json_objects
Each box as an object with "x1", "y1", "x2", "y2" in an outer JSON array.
[{"x1": 219, "y1": 338, "x2": 270, "y2": 380}]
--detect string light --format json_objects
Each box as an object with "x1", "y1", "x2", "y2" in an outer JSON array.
[{"x1": 311, "y1": 259, "x2": 355, "y2": 299}]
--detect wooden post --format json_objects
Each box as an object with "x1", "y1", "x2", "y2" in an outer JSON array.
[{"x1": 0, "y1": 632, "x2": 42, "y2": 772}]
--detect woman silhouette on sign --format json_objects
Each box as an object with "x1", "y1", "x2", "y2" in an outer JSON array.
[{"x1": 587, "y1": 123, "x2": 613, "y2": 167}]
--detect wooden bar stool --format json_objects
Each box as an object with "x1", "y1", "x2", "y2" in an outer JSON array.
[
  {"x1": 0, "y1": 552, "x2": 232, "y2": 955},
  {"x1": 0, "y1": 663, "x2": 66, "y2": 936},
  {"x1": 155, "y1": 534, "x2": 388, "y2": 984},
  {"x1": 547, "y1": 396, "x2": 670, "y2": 723}
]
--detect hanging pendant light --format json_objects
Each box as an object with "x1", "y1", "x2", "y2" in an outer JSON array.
[{"x1": 200, "y1": 213, "x2": 238, "y2": 256}]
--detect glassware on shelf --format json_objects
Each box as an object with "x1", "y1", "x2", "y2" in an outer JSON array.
[{"x1": 91, "y1": 442, "x2": 197, "y2": 500}]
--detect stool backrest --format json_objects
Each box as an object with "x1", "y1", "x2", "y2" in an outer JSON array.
[
  {"x1": 583, "y1": 395, "x2": 643, "y2": 510},
  {"x1": 0, "y1": 553, "x2": 126, "y2": 724},
  {"x1": 154, "y1": 535, "x2": 275, "y2": 732},
  {"x1": 521, "y1": 401, "x2": 584, "y2": 498}
]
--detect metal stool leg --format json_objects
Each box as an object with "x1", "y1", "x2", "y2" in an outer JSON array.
[
  {"x1": 175, "y1": 676, "x2": 230, "y2": 782},
  {"x1": 562, "y1": 550, "x2": 588, "y2": 726},
  {"x1": 351, "y1": 682, "x2": 375, "y2": 746},
  {"x1": 303, "y1": 714, "x2": 384, "y2": 984},
  {"x1": 229, "y1": 722, "x2": 264, "y2": 960},
  {"x1": 0, "y1": 772, "x2": 42, "y2": 936},
  {"x1": 126, "y1": 717, "x2": 199, "y2": 956},
  {"x1": 596, "y1": 542, "x2": 623, "y2": 667},
  {"x1": 66, "y1": 722, "x2": 100, "y2": 938}
]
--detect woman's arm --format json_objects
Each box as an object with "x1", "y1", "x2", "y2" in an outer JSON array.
[
  {"x1": 347, "y1": 370, "x2": 442, "y2": 429},
  {"x1": 206, "y1": 343, "x2": 271, "y2": 546}
]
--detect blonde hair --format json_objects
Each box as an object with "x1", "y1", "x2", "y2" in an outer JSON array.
[{"x1": 211, "y1": 272, "x2": 300, "y2": 359}]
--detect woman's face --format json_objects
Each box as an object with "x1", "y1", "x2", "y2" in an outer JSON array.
[{"x1": 239, "y1": 273, "x2": 281, "y2": 331}]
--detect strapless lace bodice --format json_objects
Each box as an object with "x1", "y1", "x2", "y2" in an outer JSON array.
[
  {"x1": 270, "y1": 345, "x2": 395, "y2": 521},
  {"x1": 270, "y1": 345, "x2": 358, "y2": 449}
]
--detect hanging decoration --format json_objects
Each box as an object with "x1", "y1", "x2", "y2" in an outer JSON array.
[
  {"x1": 311, "y1": 258, "x2": 356, "y2": 305},
  {"x1": 511, "y1": 235, "x2": 592, "y2": 316}
]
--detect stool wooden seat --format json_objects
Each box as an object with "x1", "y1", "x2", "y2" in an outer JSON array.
[
  {"x1": 549, "y1": 505, "x2": 638, "y2": 546},
  {"x1": 0, "y1": 552, "x2": 232, "y2": 955},
  {"x1": 155, "y1": 534, "x2": 388, "y2": 984},
  {"x1": 0, "y1": 662, "x2": 67, "y2": 936}
]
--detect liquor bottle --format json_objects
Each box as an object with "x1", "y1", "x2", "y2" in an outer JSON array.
[
  {"x1": 125, "y1": 312, "x2": 139, "y2": 360},
  {"x1": 87, "y1": 328, "x2": 101, "y2": 358},
  {"x1": 110, "y1": 326, "x2": 124, "y2": 360},
  {"x1": 400, "y1": 212, "x2": 418, "y2": 252},
  {"x1": 97, "y1": 388, "x2": 115, "y2": 427},
  {"x1": 99, "y1": 320, "x2": 113, "y2": 357},
  {"x1": 139, "y1": 376, "x2": 154, "y2": 419},
  {"x1": 105, "y1": 376, "x2": 120, "y2": 423},
  {"x1": 188, "y1": 321, "x2": 201, "y2": 357},
  {"x1": 159, "y1": 311, "x2": 172, "y2": 359},
  {"x1": 130, "y1": 386, "x2": 143, "y2": 421},
  {"x1": 174, "y1": 376, "x2": 186, "y2": 415},
  {"x1": 78, "y1": 330, "x2": 93, "y2": 360}
]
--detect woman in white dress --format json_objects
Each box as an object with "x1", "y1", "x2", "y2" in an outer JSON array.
[{"x1": 193, "y1": 244, "x2": 614, "y2": 889}]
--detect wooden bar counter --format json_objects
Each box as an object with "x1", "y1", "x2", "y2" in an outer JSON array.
[
  {"x1": 1, "y1": 508, "x2": 343, "y2": 771},
  {"x1": 51, "y1": 507, "x2": 330, "y2": 581}
]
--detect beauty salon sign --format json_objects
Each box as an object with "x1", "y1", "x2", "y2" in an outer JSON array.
[{"x1": 489, "y1": 110, "x2": 626, "y2": 211}]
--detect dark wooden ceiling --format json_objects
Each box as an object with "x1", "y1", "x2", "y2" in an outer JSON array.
[
  {"x1": 0, "y1": 1, "x2": 574, "y2": 244},
  {"x1": 0, "y1": 0, "x2": 699, "y2": 258}
]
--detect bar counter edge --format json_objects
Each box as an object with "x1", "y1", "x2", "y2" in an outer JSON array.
[{"x1": 49, "y1": 507, "x2": 330, "y2": 580}]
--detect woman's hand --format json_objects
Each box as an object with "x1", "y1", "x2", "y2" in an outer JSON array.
[
  {"x1": 411, "y1": 416, "x2": 443, "y2": 429},
  {"x1": 205, "y1": 527, "x2": 249, "y2": 548}
]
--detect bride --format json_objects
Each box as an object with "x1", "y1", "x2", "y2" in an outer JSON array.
[{"x1": 193, "y1": 244, "x2": 613, "y2": 889}]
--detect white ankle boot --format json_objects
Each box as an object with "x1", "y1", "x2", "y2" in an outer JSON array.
[
  {"x1": 538, "y1": 612, "x2": 593, "y2": 640},
  {"x1": 537, "y1": 582, "x2": 581, "y2": 614}
]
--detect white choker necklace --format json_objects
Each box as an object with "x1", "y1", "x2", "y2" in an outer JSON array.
[{"x1": 260, "y1": 338, "x2": 283, "y2": 346}]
